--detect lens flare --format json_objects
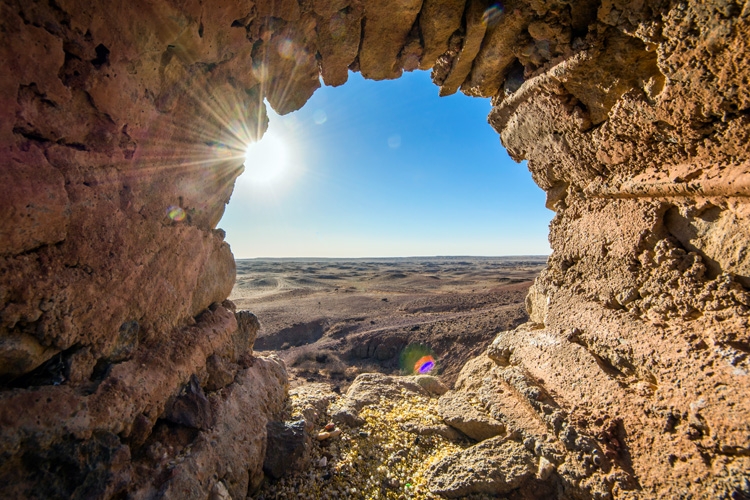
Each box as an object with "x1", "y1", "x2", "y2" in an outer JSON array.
[
  {"x1": 278, "y1": 39, "x2": 295, "y2": 59},
  {"x1": 482, "y1": 3, "x2": 504, "y2": 26},
  {"x1": 313, "y1": 109, "x2": 327, "y2": 124},
  {"x1": 414, "y1": 355, "x2": 436, "y2": 374},
  {"x1": 399, "y1": 343, "x2": 438, "y2": 375},
  {"x1": 167, "y1": 205, "x2": 186, "y2": 221}
]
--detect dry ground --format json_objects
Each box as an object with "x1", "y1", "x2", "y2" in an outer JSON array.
[{"x1": 230, "y1": 257, "x2": 547, "y2": 389}]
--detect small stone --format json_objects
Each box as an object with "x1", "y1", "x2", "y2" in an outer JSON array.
[
  {"x1": 263, "y1": 419, "x2": 312, "y2": 480},
  {"x1": 318, "y1": 456, "x2": 328, "y2": 467},
  {"x1": 325, "y1": 422, "x2": 336, "y2": 431},
  {"x1": 537, "y1": 456, "x2": 555, "y2": 480},
  {"x1": 209, "y1": 481, "x2": 231, "y2": 500},
  {"x1": 316, "y1": 428, "x2": 341, "y2": 441}
]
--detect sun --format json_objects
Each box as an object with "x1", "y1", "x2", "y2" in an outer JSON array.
[{"x1": 243, "y1": 129, "x2": 291, "y2": 185}]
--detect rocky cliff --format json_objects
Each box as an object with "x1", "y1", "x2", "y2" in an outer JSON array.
[{"x1": 0, "y1": 0, "x2": 747, "y2": 498}]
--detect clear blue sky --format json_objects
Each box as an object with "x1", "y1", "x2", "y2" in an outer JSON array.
[{"x1": 220, "y1": 70, "x2": 552, "y2": 258}]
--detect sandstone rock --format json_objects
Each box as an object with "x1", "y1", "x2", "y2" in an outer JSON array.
[
  {"x1": 358, "y1": 0, "x2": 423, "y2": 80},
  {"x1": 0, "y1": 146, "x2": 69, "y2": 256},
  {"x1": 138, "y1": 356, "x2": 289, "y2": 499},
  {"x1": 557, "y1": 31, "x2": 663, "y2": 125},
  {"x1": 263, "y1": 419, "x2": 312, "y2": 479},
  {"x1": 419, "y1": 0, "x2": 466, "y2": 70},
  {"x1": 209, "y1": 481, "x2": 232, "y2": 500},
  {"x1": 537, "y1": 456, "x2": 556, "y2": 480},
  {"x1": 438, "y1": 390, "x2": 505, "y2": 441},
  {"x1": 256, "y1": 0, "x2": 301, "y2": 21},
  {"x1": 191, "y1": 240, "x2": 237, "y2": 317},
  {"x1": 0, "y1": 306, "x2": 284, "y2": 499},
  {"x1": 260, "y1": 15, "x2": 321, "y2": 115},
  {"x1": 163, "y1": 375, "x2": 215, "y2": 430},
  {"x1": 407, "y1": 374, "x2": 449, "y2": 396},
  {"x1": 330, "y1": 405, "x2": 365, "y2": 427},
  {"x1": 665, "y1": 203, "x2": 750, "y2": 288},
  {"x1": 205, "y1": 354, "x2": 238, "y2": 391},
  {"x1": 401, "y1": 421, "x2": 463, "y2": 441},
  {"x1": 487, "y1": 330, "x2": 514, "y2": 366},
  {"x1": 1, "y1": 0, "x2": 750, "y2": 497},
  {"x1": 438, "y1": 0, "x2": 487, "y2": 96},
  {"x1": 524, "y1": 281, "x2": 548, "y2": 325},
  {"x1": 315, "y1": 0, "x2": 364, "y2": 86},
  {"x1": 0, "y1": 333, "x2": 59, "y2": 382},
  {"x1": 461, "y1": 5, "x2": 530, "y2": 97},
  {"x1": 425, "y1": 437, "x2": 536, "y2": 498},
  {"x1": 235, "y1": 310, "x2": 261, "y2": 356},
  {"x1": 331, "y1": 373, "x2": 428, "y2": 426},
  {"x1": 289, "y1": 382, "x2": 339, "y2": 429}
]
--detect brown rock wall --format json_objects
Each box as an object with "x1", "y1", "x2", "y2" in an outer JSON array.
[
  {"x1": 481, "y1": 1, "x2": 750, "y2": 497},
  {"x1": 358, "y1": 0, "x2": 423, "y2": 80},
  {"x1": 419, "y1": 0, "x2": 465, "y2": 70}
]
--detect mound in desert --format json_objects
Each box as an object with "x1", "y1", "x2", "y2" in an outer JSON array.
[{"x1": 0, "y1": 0, "x2": 748, "y2": 498}]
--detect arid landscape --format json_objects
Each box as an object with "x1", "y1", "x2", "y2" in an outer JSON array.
[{"x1": 231, "y1": 257, "x2": 547, "y2": 389}]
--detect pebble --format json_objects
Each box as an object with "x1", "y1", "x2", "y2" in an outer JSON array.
[
  {"x1": 537, "y1": 456, "x2": 556, "y2": 480},
  {"x1": 317, "y1": 428, "x2": 341, "y2": 441},
  {"x1": 318, "y1": 456, "x2": 328, "y2": 467}
]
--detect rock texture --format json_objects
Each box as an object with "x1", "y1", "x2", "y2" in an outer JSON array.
[
  {"x1": 425, "y1": 437, "x2": 537, "y2": 498},
  {"x1": 330, "y1": 372, "x2": 429, "y2": 426},
  {"x1": 263, "y1": 419, "x2": 312, "y2": 480},
  {"x1": 437, "y1": 390, "x2": 506, "y2": 441},
  {"x1": 1, "y1": 0, "x2": 749, "y2": 498}
]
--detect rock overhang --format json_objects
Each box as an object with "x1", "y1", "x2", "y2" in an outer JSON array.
[{"x1": 0, "y1": 0, "x2": 748, "y2": 498}]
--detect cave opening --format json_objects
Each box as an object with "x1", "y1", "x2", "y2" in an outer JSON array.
[
  {"x1": 221, "y1": 69, "x2": 552, "y2": 258},
  {"x1": 2, "y1": 0, "x2": 749, "y2": 498}
]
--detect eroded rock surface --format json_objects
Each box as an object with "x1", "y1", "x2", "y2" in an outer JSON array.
[
  {"x1": 1, "y1": 0, "x2": 748, "y2": 497},
  {"x1": 425, "y1": 437, "x2": 537, "y2": 498}
]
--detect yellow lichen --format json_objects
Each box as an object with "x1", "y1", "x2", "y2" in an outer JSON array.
[{"x1": 255, "y1": 391, "x2": 470, "y2": 499}]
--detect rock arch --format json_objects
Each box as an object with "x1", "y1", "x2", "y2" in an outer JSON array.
[{"x1": 0, "y1": 0, "x2": 748, "y2": 498}]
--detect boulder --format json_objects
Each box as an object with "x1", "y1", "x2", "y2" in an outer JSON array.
[
  {"x1": 331, "y1": 373, "x2": 428, "y2": 426},
  {"x1": 235, "y1": 310, "x2": 261, "y2": 357},
  {"x1": 289, "y1": 383, "x2": 339, "y2": 430},
  {"x1": 263, "y1": 419, "x2": 312, "y2": 480},
  {"x1": 205, "y1": 354, "x2": 237, "y2": 392},
  {"x1": 163, "y1": 375, "x2": 215, "y2": 430},
  {"x1": 438, "y1": 390, "x2": 505, "y2": 441},
  {"x1": 407, "y1": 374, "x2": 449, "y2": 396},
  {"x1": 425, "y1": 437, "x2": 536, "y2": 498}
]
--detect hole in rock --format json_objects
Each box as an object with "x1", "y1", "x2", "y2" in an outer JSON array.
[
  {"x1": 223, "y1": 70, "x2": 551, "y2": 258},
  {"x1": 91, "y1": 44, "x2": 110, "y2": 69},
  {"x1": 221, "y1": 70, "x2": 553, "y2": 390}
]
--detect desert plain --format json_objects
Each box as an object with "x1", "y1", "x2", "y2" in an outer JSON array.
[{"x1": 231, "y1": 256, "x2": 548, "y2": 390}]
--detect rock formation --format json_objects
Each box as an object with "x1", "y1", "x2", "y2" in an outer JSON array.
[{"x1": 0, "y1": 0, "x2": 747, "y2": 498}]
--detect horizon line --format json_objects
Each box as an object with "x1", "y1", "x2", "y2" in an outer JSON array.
[{"x1": 234, "y1": 254, "x2": 550, "y2": 260}]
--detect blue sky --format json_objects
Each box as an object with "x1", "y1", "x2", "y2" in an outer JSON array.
[{"x1": 220, "y1": 70, "x2": 552, "y2": 258}]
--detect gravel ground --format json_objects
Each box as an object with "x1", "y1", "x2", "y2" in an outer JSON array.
[{"x1": 255, "y1": 390, "x2": 472, "y2": 499}]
